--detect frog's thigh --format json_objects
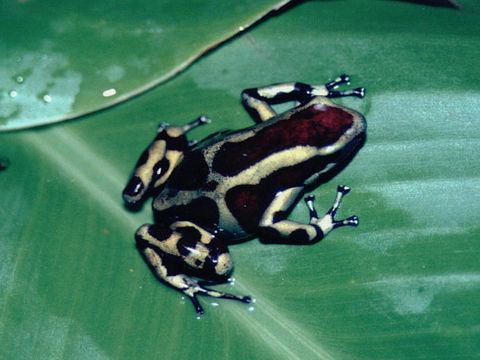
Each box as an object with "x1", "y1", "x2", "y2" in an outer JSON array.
[
  {"x1": 259, "y1": 187, "x2": 323, "y2": 244},
  {"x1": 135, "y1": 222, "x2": 233, "y2": 278}
]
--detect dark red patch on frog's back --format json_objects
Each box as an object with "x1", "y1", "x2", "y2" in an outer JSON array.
[{"x1": 212, "y1": 104, "x2": 353, "y2": 177}]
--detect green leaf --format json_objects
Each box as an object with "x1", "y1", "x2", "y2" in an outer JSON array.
[
  {"x1": 1, "y1": 0, "x2": 479, "y2": 359},
  {"x1": 0, "y1": 0, "x2": 288, "y2": 131},
  {"x1": 394, "y1": 0, "x2": 460, "y2": 9}
]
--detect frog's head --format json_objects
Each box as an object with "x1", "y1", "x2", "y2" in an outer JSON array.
[
  {"x1": 122, "y1": 138, "x2": 166, "y2": 205},
  {"x1": 123, "y1": 126, "x2": 188, "y2": 207}
]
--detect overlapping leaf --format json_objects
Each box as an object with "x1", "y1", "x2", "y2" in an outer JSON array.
[{"x1": 0, "y1": 0, "x2": 290, "y2": 131}]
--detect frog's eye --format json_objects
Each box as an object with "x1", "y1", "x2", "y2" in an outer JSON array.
[
  {"x1": 122, "y1": 176, "x2": 145, "y2": 204},
  {"x1": 153, "y1": 158, "x2": 170, "y2": 179}
]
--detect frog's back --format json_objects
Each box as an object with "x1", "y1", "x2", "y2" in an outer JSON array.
[
  {"x1": 156, "y1": 98, "x2": 365, "y2": 234},
  {"x1": 213, "y1": 99, "x2": 364, "y2": 232},
  {"x1": 205, "y1": 98, "x2": 365, "y2": 179}
]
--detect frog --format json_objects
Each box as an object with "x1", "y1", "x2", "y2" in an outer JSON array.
[{"x1": 123, "y1": 74, "x2": 366, "y2": 315}]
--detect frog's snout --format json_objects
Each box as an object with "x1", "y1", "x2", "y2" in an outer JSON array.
[{"x1": 123, "y1": 175, "x2": 145, "y2": 204}]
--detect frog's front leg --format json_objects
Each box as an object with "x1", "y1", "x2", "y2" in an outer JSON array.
[
  {"x1": 123, "y1": 116, "x2": 210, "y2": 205},
  {"x1": 135, "y1": 221, "x2": 251, "y2": 315},
  {"x1": 259, "y1": 185, "x2": 358, "y2": 244},
  {"x1": 242, "y1": 74, "x2": 365, "y2": 122}
]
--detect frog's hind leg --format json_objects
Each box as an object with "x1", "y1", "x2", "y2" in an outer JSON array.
[
  {"x1": 135, "y1": 222, "x2": 251, "y2": 315},
  {"x1": 259, "y1": 185, "x2": 358, "y2": 244},
  {"x1": 241, "y1": 75, "x2": 364, "y2": 123}
]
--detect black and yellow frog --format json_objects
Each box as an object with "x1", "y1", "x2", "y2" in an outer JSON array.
[{"x1": 123, "y1": 75, "x2": 366, "y2": 314}]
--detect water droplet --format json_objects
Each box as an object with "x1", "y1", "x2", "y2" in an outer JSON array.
[
  {"x1": 102, "y1": 88, "x2": 117, "y2": 97},
  {"x1": 9, "y1": 90, "x2": 17, "y2": 98},
  {"x1": 16, "y1": 76, "x2": 24, "y2": 84},
  {"x1": 210, "y1": 302, "x2": 219, "y2": 307},
  {"x1": 43, "y1": 94, "x2": 52, "y2": 103},
  {"x1": 248, "y1": 306, "x2": 255, "y2": 312}
]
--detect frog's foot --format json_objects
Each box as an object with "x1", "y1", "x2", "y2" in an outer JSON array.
[
  {"x1": 157, "y1": 115, "x2": 210, "y2": 135},
  {"x1": 184, "y1": 116, "x2": 212, "y2": 147},
  {"x1": 143, "y1": 247, "x2": 250, "y2": 315},
  {"x1": 304, "y1": 185, "x2": 359, "y2": 237},
  {"x1": 181, "y1": 277, "x2": 252, "y2": 315},
  {"x1": 183, "y1": 115, "x2": 211, "y2": 132},
  {"x1": 311, "y1": 74, "x2": 365, "y2": 99}
]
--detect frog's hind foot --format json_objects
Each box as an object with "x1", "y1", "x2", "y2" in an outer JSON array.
[
  {"x1": 311, "y1": 74, "x2": 365, "y2": 99},
  {"x1": 325, "y1": 74, "x2": 351, "y2": 89},
  {"x1": 304, "y1": 185, "x2": 359, "y2": 237},
  {"x1": 183, "y1": 279, "x2": 252, "y2": 315}
]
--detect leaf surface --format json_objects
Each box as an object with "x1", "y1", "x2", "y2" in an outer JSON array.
[{"x1": 1, "y1": 0, "x2": 479, "y2": 359}]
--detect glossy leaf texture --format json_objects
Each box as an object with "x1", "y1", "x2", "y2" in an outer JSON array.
[
  {"x1": 1, "y1": 0, "x2": 480, "y2": 359},
  {"x1": 0, "y1": 0, "x2": 288, "y2": 131}
]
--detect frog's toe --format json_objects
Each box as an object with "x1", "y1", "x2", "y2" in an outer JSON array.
[
  {"x1": 189, "y1": 294, "x2": 206, "y2": 315},
  {"x1": 184, "y1": 281, "x2": 251, "y2": 315},
  {"x1": 334, "y1": 215, "x2": 359, "y2": 228},
  {"x1": 157, "y1": 122, "x2": 170, "y2": 132}
]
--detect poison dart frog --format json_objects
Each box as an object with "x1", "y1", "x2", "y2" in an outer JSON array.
[{"x1": 123, "y1": 74, "x2": 366, "y2": 315}]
